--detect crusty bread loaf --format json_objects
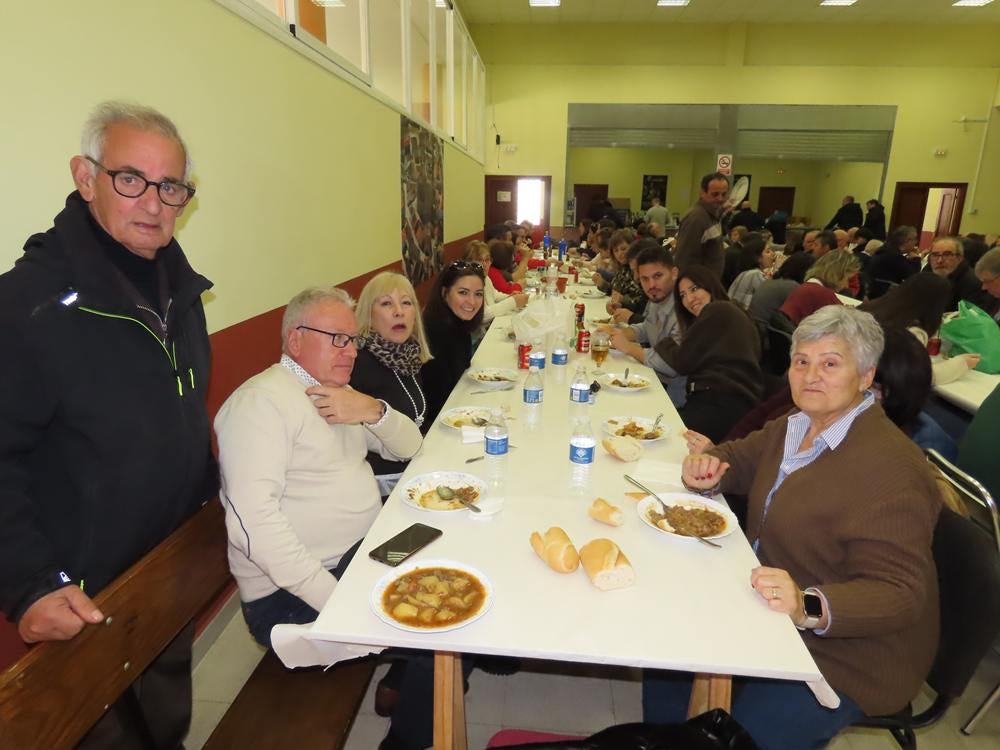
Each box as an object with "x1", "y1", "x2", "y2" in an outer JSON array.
[
  {"x1": 579, "y1": 538, "x2": 634, "y2": 591},
  {"x1": 588, "y1": 498, "x2": 624, "y2": 527},
  {"x1": 601, "y1": 435, "x2": 642, "y2": 462},
  {"x1": 529, "y1": 527, "x2": 580, "y2": 573}
]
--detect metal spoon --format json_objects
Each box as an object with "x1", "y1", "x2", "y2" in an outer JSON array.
[
  {"x1": 652, "y1": 413, "x2": 664, "y2": 430},
  {"x1": 436, "y1": 485, "x2": 480, "y2": 513},
  {"x1": 623, "y1": 474, "x2": 722, "y2": 549},
  {"x1": 624, "y1": 367, "x2": 630, "y2": 383}
]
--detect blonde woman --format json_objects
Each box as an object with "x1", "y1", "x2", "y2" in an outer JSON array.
[
  {"x1": 352, "y1": 272, "x2": 431, "y2": 498},
  {"x1": 779, "y1": 250, "x2": 860, "y2": 325},
  {"x1": 465, "y1": 240, "x2": 528, "y2": 323}
]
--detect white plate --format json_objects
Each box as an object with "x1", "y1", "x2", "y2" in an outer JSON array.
[
  {"x1": 575, "y1": 276, "x2": 596, "y2": 286},
  {"x1": 400, "y1": 472, "x2": 488, "y2": 512},
  {"x1": 466, "y1": 368, "x2": 520, "y2": 389},
  {"x1": 439, "y1": 406, "x2": 493, "y2": 431},
  {"x1": 370, "y1": 559, "x2": 494, "y2": 633},
  {"x1": 636, "y1": 494, "x2": 738, "y2": 540},
  {"x1": 602, "y1": 416, "x2": 667, "y2": 443},
  {"x1": 600, "y1": 372, "x2": 652, "y2": 392},
  {"x1": 578, "y1": 290, "x2": 606, "y2": 299},
  {"x1": 588, "y1": 317, "x2": 613, "y2": 326}
]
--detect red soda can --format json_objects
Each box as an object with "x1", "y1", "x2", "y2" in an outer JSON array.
[
  {"x1": 573, "y1": 268, "x2": 580, "y2": 283},
  {"x1": 576, "y1": 330, "x2": 591, "y2": 353},
  {"x1": 518, "y1": 342, "x2": 533, "y2": 369},
  {"x1": 927, "y1": 337, "x2": 942, "y2": 356},
  {"x1": 575, "y1": 302, "x2": 586, "y2": 321}
]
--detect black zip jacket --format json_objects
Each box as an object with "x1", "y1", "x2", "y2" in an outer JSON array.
[{"x1": 0, "y1": 192, "x2": 219, "y2": 621}]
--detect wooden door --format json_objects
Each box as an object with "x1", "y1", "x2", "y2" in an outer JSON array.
[
  {"x1": 934, "y1": 187, "x2": 963, "y2": 237},
  {"x1": 574, "y1": 183, "x2": 609, "y2": 224},
  {"x1": 485, "y1": 175, "x2": 517, "y2": 229},
  {"x1": 890, "y1": 184, "x2": 929, "y2": 233},
  {"x1": 757, "y1": 186, "x2": 795, "y2": 220}
]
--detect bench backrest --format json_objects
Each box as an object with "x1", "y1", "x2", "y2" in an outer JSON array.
[{"x1": 0, "y1": 499, "x2": 231, "y2": 750}]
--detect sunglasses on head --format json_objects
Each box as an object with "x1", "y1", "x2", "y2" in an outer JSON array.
[{"x1": 447, "y1": 259, "x2": 485, "y2": 278}]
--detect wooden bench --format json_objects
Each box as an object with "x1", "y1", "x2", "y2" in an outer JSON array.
[{"x1": 0, "y1": 499, "x2": 374, "y2": 749}]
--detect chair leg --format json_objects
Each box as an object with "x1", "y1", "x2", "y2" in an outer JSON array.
[
  {"x1": 890, "y1": 725, "x2": 917, "y2": 750},
  {"x1": 961, "y1": 681, "x2": 1000, "y2": 735}
]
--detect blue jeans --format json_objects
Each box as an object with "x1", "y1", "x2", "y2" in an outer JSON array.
[{"x1": 642, "y1": 670, "x2": 864, "y2": 750}]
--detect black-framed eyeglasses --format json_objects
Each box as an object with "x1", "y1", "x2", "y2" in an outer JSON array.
[
  {"x1": 296, "y1": 325, "x2": 359, "y2": 348},
  {"x1": 86, "y1": 156, "x2": 195, "y2": 207},
  {"x1": 448, "y1": 259, "x2": 485, "y2": 279},
  {"x1": 929, "y1": 251, "x2": 958, "y2": 260}
]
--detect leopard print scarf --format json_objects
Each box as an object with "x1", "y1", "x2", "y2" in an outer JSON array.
[{"x1": 361, "y1": 331, "x2": 423, "y2": 376}]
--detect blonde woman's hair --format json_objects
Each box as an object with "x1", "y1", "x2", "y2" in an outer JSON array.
[
  {"x1": 355, "y1": 272, "x2": 432, "y2": 363},
  {"x1": 464, "y1": 240, "x2": 490, "y2": 262},
  {"x1": 805, "y1": 249, "x2": 860, "y2": 288}
]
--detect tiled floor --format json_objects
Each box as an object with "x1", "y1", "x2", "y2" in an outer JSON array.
[{"x1": 187, "y1": 610, "x2": 1000, "y2": 749}]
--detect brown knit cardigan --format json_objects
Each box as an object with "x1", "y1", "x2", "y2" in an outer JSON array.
[{"x1": 709, "y1": 404, "x2": 942, "y2": 716}]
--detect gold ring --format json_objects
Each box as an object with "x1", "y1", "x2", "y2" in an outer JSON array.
[{"x1": 771, "y1": 587, "x2": 779, "y2": 600}]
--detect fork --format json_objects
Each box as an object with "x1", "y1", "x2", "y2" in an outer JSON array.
[
  {"x1": 465, "y1": 445, "x2": 519, "y2": 463},
  {"x1": 623, "y1": 474, "x2": 722, "y2": 549}
]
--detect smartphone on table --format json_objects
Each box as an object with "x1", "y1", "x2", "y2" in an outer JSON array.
[{"x1": 368, "y1": 523, "x2": 443, "y2": 567}]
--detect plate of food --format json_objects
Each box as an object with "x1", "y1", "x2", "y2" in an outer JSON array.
[
  {"x1": 600, "y1": 372, "x2": 651, "y2": 392},
  {"x1": 636, "y1": 493, "x2": 737, "y2": 540},
  {"x1": 371, "y1": 559, "x2": 493, "y2": 632},
  {"x1": 439, "y1": 406, "x2": 493, "y2": 430},
  {"x1": 602, "y1": 416, "x2": 666, "y2": 443},
  {"x1": 466, "y1": 368, "x2": 519, "y2": 389},
  {"x1": 589, "y1": 316, "x2": 612, "y2": 325},
  {"x1": 578, "y1": 289, "x2": 606, "y2": 299},
  {"x1": 400, "y1": 472, "x2": 487, "y2": 512}
]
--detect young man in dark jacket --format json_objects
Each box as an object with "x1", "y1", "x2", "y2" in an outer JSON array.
[{"x1": 0, "y1": 101, "x2": 217, "y2": 748}]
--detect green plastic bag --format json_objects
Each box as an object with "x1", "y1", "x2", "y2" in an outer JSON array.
[{"x1": 941, "y1": 300, "x2": 1000, "y2": 374}]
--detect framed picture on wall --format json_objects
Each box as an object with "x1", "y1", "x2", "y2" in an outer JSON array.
[{"x1": 641, "y1": 175, "x2": 668, "y2": 211}]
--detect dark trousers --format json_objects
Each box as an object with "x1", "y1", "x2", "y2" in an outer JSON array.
[
  {"x1": 76, "y1": 622, "x2": 195, "y2": 750},
  {"x1": 677, "y1": 390, "x2": 756, "y2": 444}
]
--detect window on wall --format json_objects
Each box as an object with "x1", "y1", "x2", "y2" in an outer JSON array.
[
  {"x1": 293, "y1": 0, "x2": 370, "y2": 83},
  {"x1": 408, "y1": 0, "x2": 432, "y2": 123},
  {"x1": 517, "y1": 179, "x2": 545, "y2": 226},
  {"x1": 433, "y1": 1, "x2": 449, "y2": 132},
  {"x1": 452, "y1": 19, "x2": 468, "y2": 146},
  {"x1": 371, "y1": 0, "x2": 404, "y2": 106}
]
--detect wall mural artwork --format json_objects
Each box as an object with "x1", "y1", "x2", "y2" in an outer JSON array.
[
  {"x1": 641, "y1": 175, "x2": 668, "y2": 211},
  {"x1": 401, "y1": 116, "x2": 444, "y2": 285}
]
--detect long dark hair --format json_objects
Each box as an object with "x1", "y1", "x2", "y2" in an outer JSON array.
[
  {"x1": 875, "y1": 325, "x2": 932, "y2": 435},
  {"x1": 859, "y1": 273, "x2": 950, "y2": 338},
  {"x1": 774, "y1": 252, "x2": 815, "y2": 282},
  {"x1": 423, "y1": 261, "x2": 485, "y2": 333},
  {"x1": 734, "y1": 235, "x2": 767, "y2": 276},
  {"x1": 675, "y1": 265, "x2": 729, "y2": 333}
]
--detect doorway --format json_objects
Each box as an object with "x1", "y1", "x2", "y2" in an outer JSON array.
[
  {"x1": 484, "y1": 175, "x2": 552, "y2": 232},
  {"x1": 889, "y1": 182, "x2": 966, "y2": 247},
  {"x1": 757, "y1": 186, "x2": 795, "y2": 221},
  {"x1": 573, "y1": 183, "x2": 609, "y2": 225}
]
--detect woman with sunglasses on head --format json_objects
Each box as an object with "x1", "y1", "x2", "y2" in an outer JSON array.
[
  {"x1": 652, "y1": 265, "x2": 763, "y2": 442},
  {"x1": 351, "y1": 272, "x2": 432, "y2": 501},
  {"x1": 421, "y1": 260, "x2": 486, "y2": 425}
]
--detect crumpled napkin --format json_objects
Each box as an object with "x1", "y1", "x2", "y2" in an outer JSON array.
[{"x1": 461, "y1": 426, "x2": 485, "y2": 444}]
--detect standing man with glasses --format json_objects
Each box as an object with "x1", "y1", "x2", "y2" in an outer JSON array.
[
  {"x1": 214, "y1": 285, "x2": 426, "y2": 749},
  {"x1": 925, "y1": 236, "x2": 993, "y2": 311},
  {"x1": 0, "y1": 101, "x2": 217, "y2": 748}
]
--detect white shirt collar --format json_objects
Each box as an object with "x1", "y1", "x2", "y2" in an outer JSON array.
[{"x1": 280, "y1": 354, "x2": 321, "y2": 387}]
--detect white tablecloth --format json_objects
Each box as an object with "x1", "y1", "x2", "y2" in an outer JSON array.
[
  {"x1": 272, "y1": 288, "x2": 822, "y2": 695},
  {"x1": 933, "y1": 368, "x2": 999, "y2": 414}
]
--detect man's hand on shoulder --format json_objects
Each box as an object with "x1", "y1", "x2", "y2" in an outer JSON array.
[
  {"x1": 18, "y1": 585, "x2": 104, "y2": 643},
  {"x1": 306, "y1": 386, "x2": 383, "y2": 425}
]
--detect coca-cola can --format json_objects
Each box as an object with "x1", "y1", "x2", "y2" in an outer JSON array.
[
  {"x1": 518, "y1": 342, "x2": 533, "y2": 369},
  {"x1": 575, "y1": 302, "x2": 586, "y2": 320},
  {"x1": 576, "y1": 330, "x2": 591, "y2": 353},
  {"x1": 927, "y1": 337, "x2": 942, "y2": 356}
]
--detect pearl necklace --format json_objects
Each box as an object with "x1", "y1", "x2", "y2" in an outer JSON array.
[{"x1": 393, "y1": 370, "x2": 426, "y2": 427}]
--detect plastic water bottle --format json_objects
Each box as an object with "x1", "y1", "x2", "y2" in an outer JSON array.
[
  {"x1": 523, "y1": 365, "x2": 544, "y2": 404},
  {"x1": 558, "y1": 238, "x2": 567, "y2": 261},
  {"x1": 484, "y1": 408, "x2": 509, "y2": 456},
  {"x1": 570, "y1": 363, "x2": 590, "y2": 406},
  {"x1": 568, "y1": 416, "x2": 596, "y2": 495},
  {"x1": 543, "y1": 231, "x2": 551, "y2": 252}
]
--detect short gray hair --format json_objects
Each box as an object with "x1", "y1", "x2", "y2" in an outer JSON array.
[
  {"x1": 792, "y1": 306, "x2": 884, "y2": 374},
  {"x1": 81, "y1": 101, "x2": 192, "y2": 181},
  {"x1": 976, "y1": 247, "x2": 1000, "y2": 278},
  {"x1": 281, "y1": 286, "x2": 355, "y2": 347},
  {"x1": 932, "y1": 236, "x2": 963, "y2": 256}
]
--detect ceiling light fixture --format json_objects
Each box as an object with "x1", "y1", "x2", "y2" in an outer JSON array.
[
  {"x1": 953, "y1": 0, "x2": 994, "y2": 7},
  {"x1": 819, "y1": 1, "x2": 858, "y2": 6},
  {"x1": 657, "y1": 1, "x2": 691, "y2": 6},
  {"x1": 528, "y1": 0, "x2": 561, "y2": 7}
]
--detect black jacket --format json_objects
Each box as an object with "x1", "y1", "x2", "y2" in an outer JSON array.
[
  {"x1": 0, "y1": 192, "x2": 217, "y2": 621},
  {"x1": 420, "y1": 314, "x2": 472, "y2": 426},
  {"x1": 825, "y1": 202, "x2": 864, "y2": 230},
  {"x1": 729, "y1": 208, "x2": 764, "y2": 232},
  {"x1": 921, "y1": 261, "x2": 994, "y2": 312},
  {"x1": 868, "y1": 247, "x2": 918, "y2": 299},
  {"x1": 863, "y1": 203, "x2": 886, "y2": 240}
]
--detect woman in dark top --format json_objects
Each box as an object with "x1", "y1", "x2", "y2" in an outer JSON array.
[
  {"x1": 653, "y1": 265, "x2": 763, "y2": 442},
  {"x1": 421, "y1": 260, "x2": 485, "y2": 425},
  {"x1": 351, "y1": 271, "x2": 431, "y2": 499}
]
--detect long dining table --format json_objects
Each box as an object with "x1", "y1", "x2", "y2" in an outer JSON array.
[{"x1": 272, "y1": 285, "x2": 821, "y2": 749}]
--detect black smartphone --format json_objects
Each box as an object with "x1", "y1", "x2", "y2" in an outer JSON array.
[{"x1": 368, "y1": 523, "x2": 443, "y2": 567}]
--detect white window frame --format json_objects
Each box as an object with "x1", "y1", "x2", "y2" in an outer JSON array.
[{"x1": 289, "y1": 0, "x2": 372, "y2": 86}]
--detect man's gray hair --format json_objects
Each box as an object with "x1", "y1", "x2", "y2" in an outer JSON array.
[
  {"x1": 976, "y1": 246, "x2": 1000, "y2": 277},
  {"x1": 81, "y1": 101, "x2": 192, "y2": 181},
  {"x1": 792, "y1": 306, "x2": 885, "y2": 374},
  {"x1": 932, "y1": 236, "x2": 963, "y2": 256},
  {"x1": 281, "y1": 286, "x2": 356, "y2": 347}
]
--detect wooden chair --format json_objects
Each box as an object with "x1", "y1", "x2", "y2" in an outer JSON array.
[{"x1": 0, "y1": 499, "x2": 232, "y2": 749}]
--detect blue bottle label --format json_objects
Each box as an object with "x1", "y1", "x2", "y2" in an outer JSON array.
[
  {"x1": 523, "y1": 387, "x2": 543, "y2": 404},
  {"x1": 569, "y1": 444, "x2": 595, "y2": 464},
  {"x1": 528, "y1": 353, "x2": 546, "y2": 369},
  {"x1": 485, "y1": 435, "x2": 509, "y2": 455},
  {"x1": 570, "y1": 385, "x2": 590, "y2": 403},
  {"x1": 551, "y1": 350, "x2": 568, "y2": 365}
]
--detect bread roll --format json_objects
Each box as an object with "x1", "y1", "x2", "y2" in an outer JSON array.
[
  {"x1": 588, "y1": 498, "x2": 623, "y2": 527},
  {"x1": 529, "y1": 527, "x2": 580, "y2": 573},
  {"x1": 579, "y1": 538, "x2": 634, "y2": 591},
  {"x1": 601, "y1": 435, "x2": 642, "y2": 462}
]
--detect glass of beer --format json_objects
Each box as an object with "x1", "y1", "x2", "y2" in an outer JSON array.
[{"x1": 591, "y1": 330, "x2": 610, "y2": 370}]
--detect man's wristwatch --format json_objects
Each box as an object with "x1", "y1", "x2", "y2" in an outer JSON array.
[{"x1": 798, "y1": 588, "x2": 824, "y2": 630}]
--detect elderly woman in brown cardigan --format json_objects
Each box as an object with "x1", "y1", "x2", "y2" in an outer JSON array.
[{"x1": 643, "y1": 306, "x2": 941, "y2": 750}]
